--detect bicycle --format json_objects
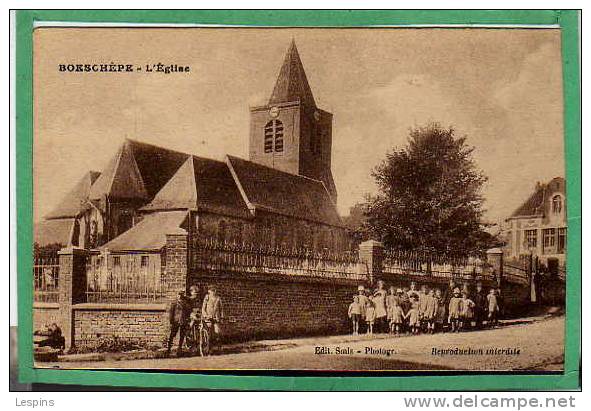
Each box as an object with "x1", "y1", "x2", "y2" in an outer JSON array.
[
  {"x1": 184, "y1": 319, "x2": 199, "y2": 354},
  {"x1": 184, "y1": 318, "x2": 212, "y2": 357},
  {"x1": 198, "y1": 319, "x2": 212, "y2": 357}
]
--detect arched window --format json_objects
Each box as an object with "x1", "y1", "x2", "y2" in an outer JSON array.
[
  {"x1": 264, "y1": 120, "x2": 284, "y2": 153},
  {"x1": 552, "y1": 195, "x2": 562, "y2": 214}
]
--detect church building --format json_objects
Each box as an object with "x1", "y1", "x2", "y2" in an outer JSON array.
[{"x1": 34, "y1": 41, "x2": 351, "y2": 256}]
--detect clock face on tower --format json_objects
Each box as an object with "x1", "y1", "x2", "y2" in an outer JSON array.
[
  {"x1": 313, "y1": 110, "x2": 321, "y2": 121},
  {"x1": 269, "y1": 106, "x2": 280, "y2": 118}
]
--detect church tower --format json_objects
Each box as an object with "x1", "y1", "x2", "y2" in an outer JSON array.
[{"x1": 249, "y1": 40, "x2": 337, "y2": 202}]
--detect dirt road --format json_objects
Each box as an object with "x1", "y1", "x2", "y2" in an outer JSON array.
[{"x1": 44, "y1": 316, "x2": 564, "y2": 372}]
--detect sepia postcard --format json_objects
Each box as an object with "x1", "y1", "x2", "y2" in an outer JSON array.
[{"x1": 17, "y1": 10, "x2": 581, "y2": 390}]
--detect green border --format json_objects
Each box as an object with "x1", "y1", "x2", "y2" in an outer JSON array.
[{"x1": 16, "y1": 10, "x2": 581, "y2": 391}]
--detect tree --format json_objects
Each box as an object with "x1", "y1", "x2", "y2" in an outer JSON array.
[
  {"x1": 364, "y1": 123, "x2": 494, "y2": 257},
  {"x1": 342, "y1": 203, "x2": 371, "y2": 246}
]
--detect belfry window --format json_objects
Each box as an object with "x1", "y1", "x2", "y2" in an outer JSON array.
[{"x1": 264, "y1": 120, "x2": 284, "y2": 153}]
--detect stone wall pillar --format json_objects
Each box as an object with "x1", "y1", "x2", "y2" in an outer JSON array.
[
  {"x1": 358, "y1": 240, "x2": 384, "y2": 286},
  {"x1": 486, "y1": 247, "x2": 504, "y2": 288},
  {"x1": 57, "y1": 247, "x2": 89, "y2": 350},
  {"x1": 164, "y1": 228, "x2": 189, "y2": 300}
]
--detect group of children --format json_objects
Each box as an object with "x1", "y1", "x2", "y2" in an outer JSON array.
[{"x1": 347, "y1": 279, "x2": 502, "y2": 336}]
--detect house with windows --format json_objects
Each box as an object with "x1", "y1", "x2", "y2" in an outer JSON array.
[{"x1": 502, "y1": 177, "x2": 567, "y2": 268}]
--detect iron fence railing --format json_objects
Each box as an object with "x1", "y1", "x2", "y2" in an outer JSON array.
[
  {"x1": 33, "y1": 254, "x2": 60, "y2": 303},
  {"x1": 85, "y1": 255, "x2": 168, "y2": 303},
  {"x1": 191, "y1": 237, "x2": 365, "y2": 281},
  {"x1": 382, "y1": 249, "x2": 494, "y2": 281},
  {"x1": 503, "y1": 261, "x2": 530, "y2": 285}
]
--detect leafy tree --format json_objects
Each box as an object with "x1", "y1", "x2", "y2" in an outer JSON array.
[
  {"x1": 34, "y1": 242, "x2": 63, "y2": 258},
  {"x1": 342, "y1": 203, "x2": 371, "y2": 246},
  {"x1": 364, "y1": 123, "x2": 495, "y2": 257}
]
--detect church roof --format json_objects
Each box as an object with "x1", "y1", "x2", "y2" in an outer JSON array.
[
  {"x1": 268, "y1": 40, "x2": 316, "y2": 108},
  {"x1": 510, "y1": 177, "x2": 566, "y2": 218},
  {"x1": 227, "y1": 155, "x2": 342, "y2": 227},
  {"x1": 34, "y1": 218, "x2": 75, "y2": 247},
  {"x1": 45, "y1": 171, "x2": 101, "y2": 219},
  {"x1": 89, "y1": 139, "x2": 189, "y2": 201},
  {"x1": 140, "y1": 156, "x2": 251, "y2": 218},
  {"x1": 100, "y1": 210, "x2": 189, "y2": 252}
]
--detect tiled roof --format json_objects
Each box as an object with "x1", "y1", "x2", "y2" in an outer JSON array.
[
  {"x1": 45, "y1": 171, "x2": 101, "y2": 219},
  {"x1": 268, "y1": 40, "x2": 316, "y2": 108},
  {"x1": 140, "y1": 156, "x2": 251, "y2": 218},
  {"x1": 510, "y1": 177, "x2": 566, "y2": 218},
  {"x1": 227, "y1": 155, "x2": 342, "y2": 227},
  {"x1": 89, "y1": 139, "x2": 188, "y2": 201},
  {"x1": 34, "y1": 218, "x2": 75, "y2": 247},
  {"x1": 100, "y1": 211, "x2": 188, "y2": 252}
]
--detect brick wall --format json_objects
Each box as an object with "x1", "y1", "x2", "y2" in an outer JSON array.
[
  {"x1": 188, "y1": 270, "x2": 358, "y2": 341},
  {"x1": 73, "y1": 305, "x2": 167, "y2": 349},
  {"x1": 33, "y1": 304, "x2": 60, "y2": 331}
]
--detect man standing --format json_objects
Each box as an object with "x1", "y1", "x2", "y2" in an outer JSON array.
[
  {"x1": 473, "y1": 281, "x2": 487, "y2": 329},
  {"x1": 167, "y1": 290, "x2": 189, "y2": 357},
  {"x1": 187, "y1": 285, "x2": 201, "y2": 326},
  {"x1": 201, "y1": 286, "x2": 224, "y2": 352}
]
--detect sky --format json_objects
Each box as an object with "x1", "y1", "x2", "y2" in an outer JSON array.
[{"x1": 33, "y1": 27, "x2": 564, "y2": 224}]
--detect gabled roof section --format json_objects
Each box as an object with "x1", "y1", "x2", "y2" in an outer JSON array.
[
  {"x1": 140, "y1": 156, "x2": 251, "y2": 218},
  {"x1": 510, "y1": 177, "x2": 566, "y2": 218},
  {"x1": 226, "y1": 155, "x2": 343, "y2": 227},
  {"x1": 89, "y1": 139, "x2": 190, "y2": 202},
  {"x1": 89, "y1": 141, "x2": 148, "y2": 201},
  {"x1": 34, "y1": 218, "x2": 75, "y2": 247},
  {"x1": 268, "y1": 40, "x2": 316, "y2": 108},
  {"x1": 45, "y1": 171, "x2": 101, "y2": 219},
  {"x1": 100, "y1": 211, "x2": 188, "y2": 252},
  {"x1": 126, "y1": 139, "x2": 190, "y2": 198}
]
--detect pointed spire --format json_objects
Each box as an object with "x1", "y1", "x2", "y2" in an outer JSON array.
[{"x1": 269, "y1": 40, "x2": 316, "y2": 107}]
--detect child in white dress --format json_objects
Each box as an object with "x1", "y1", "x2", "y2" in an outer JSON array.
[{"x1": 365, "y1": 296, "x2": 376, "y2": 335}]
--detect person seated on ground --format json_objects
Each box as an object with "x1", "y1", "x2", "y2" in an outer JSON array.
[{"x1": 34, "y1": 323, "x2": 65, "y2": 350}]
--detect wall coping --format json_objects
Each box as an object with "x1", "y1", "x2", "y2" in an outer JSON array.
[
  {"x1": 359, "y1": 239, "x2": 384, "y2": 249},
  {"x1": 72, "y1": 303, "x2": 167, "y2": 311},
  {"x1": 33, "y1": 302, "x2": 60, "y2": 309},
  {"x1": 191, "y1": 269, "x2": 365, "y2": 286},
  {"x1": 58, "y1": 246, "x2": 89, "y2": 256}
]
